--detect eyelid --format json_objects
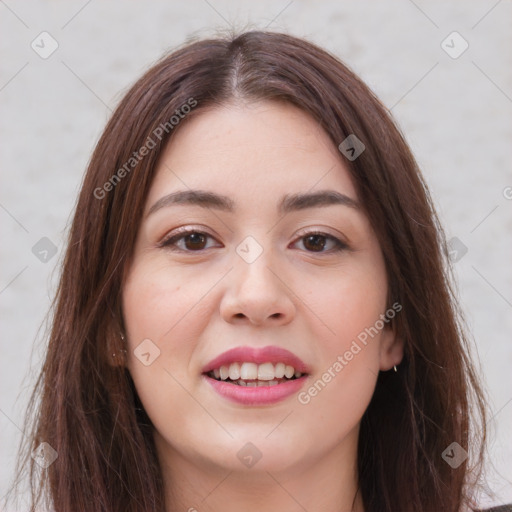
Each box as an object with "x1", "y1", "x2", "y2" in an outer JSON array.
[
  {"x1": 294, "y1": 226, "x2": 346, "y2": 239},
  {"x1": 158, "y1": 226, "x2": 221, "y2": 250}
]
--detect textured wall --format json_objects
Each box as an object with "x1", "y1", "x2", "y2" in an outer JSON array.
[{"x1": 1, "y1": 0, "x2": 511, "y2": 508}]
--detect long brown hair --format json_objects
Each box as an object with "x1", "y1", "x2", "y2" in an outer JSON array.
[{"x1": 13, "y1": 30, "x2": 487, "y2": 511}]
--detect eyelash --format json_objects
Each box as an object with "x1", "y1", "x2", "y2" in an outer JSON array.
[{"x1": 159, "y1": 228, "x2": 348, "y2": 254}]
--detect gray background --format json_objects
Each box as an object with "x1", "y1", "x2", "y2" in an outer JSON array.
[{"x1": 1, "y1": 0, "x2": 511, "y2": 508}]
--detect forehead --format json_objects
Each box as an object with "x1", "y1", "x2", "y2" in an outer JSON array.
[{"x1": 146, "y1": 100, "x2": 357, "y2": 211}]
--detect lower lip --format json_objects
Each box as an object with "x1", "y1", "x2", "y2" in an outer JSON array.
[{"x1": 203, "y1": 374, "x2": 308, "y2": 406}]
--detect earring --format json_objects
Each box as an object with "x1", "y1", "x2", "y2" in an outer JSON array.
[
  {"x1": 112, "y1": 332, "x2": 127, "y2": 360},
  {"x1": 393, "y1": 365, "x2": 398, "y2": 372}
]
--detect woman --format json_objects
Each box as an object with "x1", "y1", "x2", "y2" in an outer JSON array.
[{"x1": 13, "y1": 30, "x2": 498, "y2": 511}]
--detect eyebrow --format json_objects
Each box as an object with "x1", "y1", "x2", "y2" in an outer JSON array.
[{"x1": 146, "y1": 189, "x2": 360, "y2": 217}]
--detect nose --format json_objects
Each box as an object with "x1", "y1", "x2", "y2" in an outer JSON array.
[{"x1": 219, "y1": 252, "x2": 296, "y2": 327}]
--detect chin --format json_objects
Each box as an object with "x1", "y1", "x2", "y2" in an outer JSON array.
[{"x1": 211, "y1": 433, "x2": 310, "y2": 474}]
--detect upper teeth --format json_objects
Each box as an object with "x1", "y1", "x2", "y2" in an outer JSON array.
[{"x1": 213, "y1": 362, "x2": 303, "y2": 381}]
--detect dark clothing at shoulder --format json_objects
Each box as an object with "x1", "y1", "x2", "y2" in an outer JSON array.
[{"x1": 475, "y1": 505, "x2": 512, "y2": 512}]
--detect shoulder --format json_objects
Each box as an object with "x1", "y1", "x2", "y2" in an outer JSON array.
[{"x1": 474, "y1": 506, "x2": 512, "y2": 512}]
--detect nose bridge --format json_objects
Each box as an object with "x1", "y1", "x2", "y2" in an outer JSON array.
[
  {"x1": 220, "y1": 234, "x2": 295, "y2": 325},
  {"x1": 234, "y1": 237, "x2": 279, "y2": 297}
]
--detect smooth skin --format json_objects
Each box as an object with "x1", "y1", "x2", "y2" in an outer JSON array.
[{"x1": 122, "y1": 100, "x2": 403, "y2": 512}]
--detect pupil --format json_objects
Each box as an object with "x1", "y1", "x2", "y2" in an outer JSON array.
[
  {"x1": 185, "y1": 233, "x2": 206, "y2": 250},
  {"x1": 304, "y1": 234, "x2": 325, "y2": 252}
]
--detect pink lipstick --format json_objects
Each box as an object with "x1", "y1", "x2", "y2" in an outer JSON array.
[{"x1": 202, "y1": 345, "x2": 310, "y2": 406}]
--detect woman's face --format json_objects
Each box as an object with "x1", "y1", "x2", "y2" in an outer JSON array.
[{"x1": 122, "y1": 100, "x2": 402, "y2": 477}]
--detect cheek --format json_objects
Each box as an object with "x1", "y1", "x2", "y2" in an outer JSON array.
[
  {"x1": 295, "y1": 260, "x2": 387, "y2": 425},
  {"x1": 121, "y1": 259, "x2": 215, "y2": 389},
  {"x1": 307, "y1": 264, "x2": 388, "y2": 355},
  {"x1": 294, "y1": 278, "x2": 385, "y2": 451},
  {"x1": 123, "y1": 259, "x2": 210, "y2": 342},
  {"x1": 121, "y1": 261, "x2": 215, "y2": 440}
]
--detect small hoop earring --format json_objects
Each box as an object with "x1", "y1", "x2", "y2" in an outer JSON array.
[{"x1": 393, "y1": 365, "x2": 398, "y2": 372}]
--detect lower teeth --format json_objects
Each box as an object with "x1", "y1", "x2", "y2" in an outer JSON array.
[
  {"x1": 206, "y1": 371, "x2": 304, "y2": 386},
  {"x1": 236, "y1": 379, "x2": 279, "y2": 387},
  {"x1": 211, "y1": 376, "x2": 298, "y2": 386}
]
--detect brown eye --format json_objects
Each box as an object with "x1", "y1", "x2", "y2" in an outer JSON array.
[
  {"x1": 303, "y1": 234, "x2": 327, "y2": 252},
  {"x1": 293, "y1": 232, "x2": 347, "y2": 253},
  {"x1": 183, "y1": 232, "x2": 207, "y2": 250},
  {"x1": 160, "y1": 230, "x2": 219, "y2": 252}
]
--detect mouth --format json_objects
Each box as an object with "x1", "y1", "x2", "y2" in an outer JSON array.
[
  {"x1": 202, "y1": 346, "x2": 310, "y2": 405},
  {"x1": 205, "y1": 361, "x2": 306, "y2": 387}
]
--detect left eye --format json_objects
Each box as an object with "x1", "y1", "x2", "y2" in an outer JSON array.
[{"x1": 293, "y1": 233, "x2": 346, "y2": 253}]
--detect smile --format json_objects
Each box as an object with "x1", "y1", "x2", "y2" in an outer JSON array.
[
  {"x1": 207, "y1": 361, "x2": 304, "y2": 386},
  {"x1": 202, "y1": 346, "x2": 310, "y2": 405}
]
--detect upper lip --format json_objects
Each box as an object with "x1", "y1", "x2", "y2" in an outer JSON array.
[{"x1": 202, "y1": 346, "x2": 310, "y2": 374}]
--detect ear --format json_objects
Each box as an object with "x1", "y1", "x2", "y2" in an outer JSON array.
[{"x1": 379, "y1": 323, "x2": 404, "y2": 371}]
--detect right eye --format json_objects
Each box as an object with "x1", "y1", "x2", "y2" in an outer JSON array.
[{"x1": 159, "y1": 229, "x2": 221, "y2": 252}]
